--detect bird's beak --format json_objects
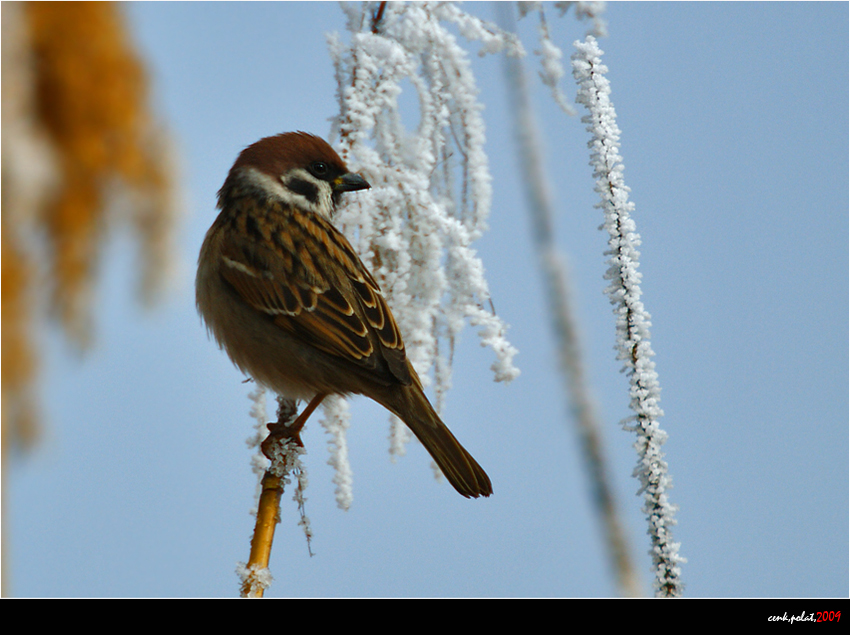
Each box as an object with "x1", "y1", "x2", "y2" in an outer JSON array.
[{"x1": 333, "y1": 172, "x2": 371, "y2": 193}]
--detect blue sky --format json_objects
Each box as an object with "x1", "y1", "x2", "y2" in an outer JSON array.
[{"x1": 7, "y1": 2, "x2": 848, "y2": 597}]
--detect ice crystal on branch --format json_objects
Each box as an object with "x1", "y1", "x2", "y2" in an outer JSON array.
[
  {"x1": 327, "y1": 2, "x2": 520, "y2": 452},
  {"x1": 319, "y1": 395, "x2": 354, "y2": 510},
  {"x1": 572, "y1": 35, "x2": 684, "y2": 597},
  {"x1": 518, "y1": 2, "x2": 576, "y2": 115},
  {"x1": 515, "y1": 2, "x2": 608, "y2": 117}
]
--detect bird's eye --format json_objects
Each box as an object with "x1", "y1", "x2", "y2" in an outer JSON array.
[{"x1": 309, "y1": 161, "x2": 329, "y2": 177}]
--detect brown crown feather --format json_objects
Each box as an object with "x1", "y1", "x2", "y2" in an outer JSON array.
[{"x1": 230, "y1": 131, "x2": 348, "y2": 178}]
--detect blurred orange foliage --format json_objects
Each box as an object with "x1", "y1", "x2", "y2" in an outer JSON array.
[{"x1": 2, "y1": 2, "x2": 174, "y2": 451}]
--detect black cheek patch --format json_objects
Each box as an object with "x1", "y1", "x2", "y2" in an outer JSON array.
[{"x1": 286, "y1": 177, "x2": 319, "y2": 205}]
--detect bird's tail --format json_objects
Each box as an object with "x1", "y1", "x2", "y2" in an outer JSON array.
[{"x1": 385, "y1": 382, "x2": 493, "y2": 498}]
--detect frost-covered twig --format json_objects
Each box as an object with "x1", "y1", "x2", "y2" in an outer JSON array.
[
  {"x1": 247, "y1": 390, "x2": 312, "y2": 545},
  {"x1": 498, "y1": 2, "x2": 640, "y2": 598},
  {"x1": 318, "y1": 395, "x2": 354, "y2": 510},
  {"x1": 518, "y1": 2, "x2": 576, "y2": 115},
  {"x1": 327, "y1": 1, "x2": 520, "y2": 469},
  {"x1": 247, "y1": 385, "x2": 270, "y2": 477},
  {"x1": 517, "y1": 1, "x2": 608, "y2": 116},
  {"x1": 239, "y1": 392, "x2": 313, "y2": 597},
  {"x1": 572, "y1": 35, "x2": 684, "y2": 597}
]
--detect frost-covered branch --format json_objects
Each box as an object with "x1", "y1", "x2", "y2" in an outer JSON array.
[
  {"x1": 239, "y1": 390, "x2": 313, "y2": 596},
  {"x1": 518, "y1": 2, "x2": 575, "y2": 115},
  {"x1": 516, "y1": 0, "x2": 608, "y2": 116},
  {"x1": 319, "y1": 395, "x2": 354, "y2": 510},
  {"x1": 498, "y1": 2, "x2": 640, "y2": 597},
  {"x1": 327, "y1": 2, "x2": 521, "y2": 468},
  {"x1": 572, "y1": 35, "x2": 684, "y2": 597}
]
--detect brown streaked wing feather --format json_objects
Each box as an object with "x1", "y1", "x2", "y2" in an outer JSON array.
[
  {"x1": 349, "y1": 276, "x2": 410, "y2": 382},
  {"x1": 218, "y1": 204, "x2": 411, "y2": 385}
]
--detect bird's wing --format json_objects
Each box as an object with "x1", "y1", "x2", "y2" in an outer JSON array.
[{"x1": 217, "y1": 204, "x2": 411, "y2": 385}]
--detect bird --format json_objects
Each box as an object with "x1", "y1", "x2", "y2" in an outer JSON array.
[{"x1": 196, "y1": 131, "x2": 492, "y2": 498}]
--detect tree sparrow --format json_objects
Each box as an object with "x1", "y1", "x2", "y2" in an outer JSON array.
[{"x1": 196, "y1": 132, "x2": 492, "y2": 498}]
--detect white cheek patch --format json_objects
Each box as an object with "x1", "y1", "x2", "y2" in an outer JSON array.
[
  {"x1": 242, "y1": 167, "x2": 335, "y2": 218},
  {"x1": 242, "y1": 167, "x2": 291, "y2": 201}
]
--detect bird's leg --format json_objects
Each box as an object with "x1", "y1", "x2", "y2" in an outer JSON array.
[{"x1": 261, "y1": 393, "x2": 327, "y2": 458}]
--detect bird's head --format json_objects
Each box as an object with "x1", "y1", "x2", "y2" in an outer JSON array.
[{"x1": 219, "y1": 131, "x2": 370, "y2": 218}]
